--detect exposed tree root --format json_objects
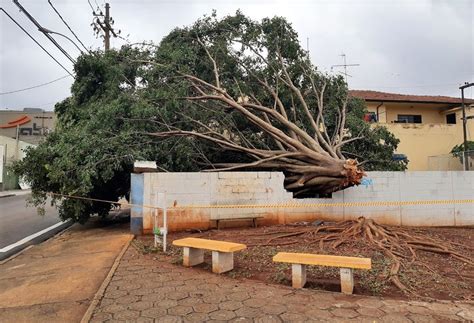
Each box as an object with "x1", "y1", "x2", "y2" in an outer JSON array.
[{"x1": 249, "y1": 217, "x2": 473, "y2": 292}]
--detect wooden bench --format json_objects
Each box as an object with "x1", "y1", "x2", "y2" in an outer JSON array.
[
  {"x1": 172, "y1": 237, "x2": 246, "y2": 274},
  {"x1": 273, "y1": 252, "x2": 371, "y2": 294},
  {"x1": 213, "y1": 216, "x2": 264, "y2": 229}
]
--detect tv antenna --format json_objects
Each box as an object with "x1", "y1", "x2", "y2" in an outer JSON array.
[{"x1": 331, "y1": 53, "x2": 360, "y2": 84}]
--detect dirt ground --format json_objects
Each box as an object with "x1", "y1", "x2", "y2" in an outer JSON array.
[{"x1": 136, "y1": 222, "x2": 474, "y2": 302}]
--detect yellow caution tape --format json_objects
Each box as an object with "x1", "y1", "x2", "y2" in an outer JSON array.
[
  {"x1": 45, "y1": 192, "x2": 474, "y2": 210},
  {"x1": 171, "y1": 199, "x2": 474, "y2": 209}
]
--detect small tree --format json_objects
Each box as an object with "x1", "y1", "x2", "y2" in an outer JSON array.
[{"x1": 451, "y1": 141, "x2": 474, "y2": 164}]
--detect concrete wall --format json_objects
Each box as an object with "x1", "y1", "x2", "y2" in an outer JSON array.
[
  {"x1": 0, "y1": 136, "x2": 35, "y2": 190},
  {"x1": 130, "y1": 171, "x2": 474, "y2": 234},
  {"x1": 0, "y1": 136, "x2": 35, "y2": 163}
]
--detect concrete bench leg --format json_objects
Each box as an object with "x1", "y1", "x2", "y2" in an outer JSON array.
[
  {"x1": 340, "y1": 268, "x2": 354, "y2": 294},
  {"x1": 183, "y1": 247, "x2": 204, "y2": 267},
  {"x1": 212, "y1": 251, "x2": 234, "y2": 274},
  {"x1": 292, "y1": 264, "x2": 307, "y2": 288}
]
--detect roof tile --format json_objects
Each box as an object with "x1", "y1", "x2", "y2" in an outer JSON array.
[{"x1": 349, "y1": 90, "x2": 474, "y2": 104}]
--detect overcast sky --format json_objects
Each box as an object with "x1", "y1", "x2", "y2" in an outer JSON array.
[{"x1": 0, "y1": 0, "x2": 473, "y2": 111}]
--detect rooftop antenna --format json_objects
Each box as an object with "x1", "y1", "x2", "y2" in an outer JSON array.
[{"x1": 331, "y1": 53, "x2": 360, "y2": 85}]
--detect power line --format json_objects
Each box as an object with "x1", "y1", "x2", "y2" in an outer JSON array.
[
  {"x1": 44, "y1": 29, "x2": 85, "y2": 54},
  {"x1": 0, "y1": 8, "x2": 74, "y2": 77},
  {"x1": 87, "y1": 0, "x2": 96, "y2": 13},
  {"x1": 48, "y1": 0, "x2": 91, "y2": 54},
  {"x1": 0, "y1": 75, "x2": 70, "y2": 95},
  {"x1": 13, "y1": 0, "x2": 76, "y2": 64}
]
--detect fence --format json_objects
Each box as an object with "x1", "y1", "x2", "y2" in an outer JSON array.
[{"x1": 130, "y1": 171, "x2": 474, "y2": 235}]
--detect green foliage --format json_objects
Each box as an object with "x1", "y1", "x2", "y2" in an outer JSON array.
[
  {"x1": 13, "y1": 12, "x2": 405, "y2": 223},
  {"x1": 13, "y1": 48, "x2": 200, "y2": 223},
  {"x1": 451, "y1": 141, "x2": 474, "y2": 156},
  {"x1": 451, "y1": 141, "x2": 474, "y2": 163}
]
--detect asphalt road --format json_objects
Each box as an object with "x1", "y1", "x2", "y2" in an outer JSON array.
[{"x1": 0, "y1": 194, "x2": 61, "y2": 249}]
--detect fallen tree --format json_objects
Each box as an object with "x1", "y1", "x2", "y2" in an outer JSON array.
[
  {"x1": 146, "y1": 13, "x2": 380, "y2": 196},
  {"x1": 149, "y1": 65, "x2": 366, "y2": 195},
  {"x1": 12, "y1": 13, "x2": 405, "y2": 223}
]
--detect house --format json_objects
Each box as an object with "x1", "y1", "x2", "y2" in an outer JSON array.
[{"x1": 349, "y1": 90, "x2": 474, "y2": 170}]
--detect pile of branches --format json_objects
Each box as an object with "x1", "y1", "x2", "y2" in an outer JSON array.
[{"x1": 246, "y1": 217, "x2": 473, "y2": 292}]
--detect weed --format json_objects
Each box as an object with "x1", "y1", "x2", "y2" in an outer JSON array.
[
  {"x1": 272, "y1": 271, "x2": 288, "y2": 284},
  {"x1": 171, "y1": 256, "x2": 182, "y2": 264}
]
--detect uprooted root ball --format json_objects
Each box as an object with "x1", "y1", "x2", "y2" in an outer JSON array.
[{"x1": 247, "y1": 217, "x2": 473, "y2": 293}]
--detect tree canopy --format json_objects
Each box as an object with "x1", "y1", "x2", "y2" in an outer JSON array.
[{"x1": 13, "y1": 12, "x2": 406, "y2": 223}]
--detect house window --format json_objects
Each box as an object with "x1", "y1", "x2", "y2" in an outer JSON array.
[
  {"x1": 396, "y1": 115, "x2": 422, "y2": 124},
  {"x1": 446, "y1": 113, "x2": 456, "y2": 124}
]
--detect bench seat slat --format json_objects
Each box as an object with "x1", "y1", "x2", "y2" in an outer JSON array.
[
  {"x1": 173, "y1": 237, "x2": 246, "y2": 253},
  {"x1": 273, "y1": 252, "x2": 371, "y2": 270}
]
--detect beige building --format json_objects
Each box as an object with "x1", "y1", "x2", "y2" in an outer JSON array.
[
  {"x1": 0, "y1": 108, "x2": 56, "y2": 145},
  {"x1": 0, "y1": 108, "x2": 54, "y2": 189},
  {"x1": 350, "y1": 90, "x2": 474, "y2": 170}
]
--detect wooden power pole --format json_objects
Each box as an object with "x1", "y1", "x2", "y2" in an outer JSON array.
[
  {"x1": 92, "y1": 2, "x2": 118, "y2": 51},
  {"x1": 104, "y1": 3, "x2": 110, "y2": 50}
]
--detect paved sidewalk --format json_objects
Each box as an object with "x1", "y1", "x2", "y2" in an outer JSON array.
[
  {"x1": 91, "y1": 246, "x2": 474, "y2": 322},
  {"x1": 0, "y1": 219, "x2": 132, "y2": 323}
]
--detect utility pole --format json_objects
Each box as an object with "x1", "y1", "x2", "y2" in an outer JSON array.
[
  {"x1": 91, "y1": 2, "x2": 119, "y2": 51},
  {"x1": 460, "y1": 82, "x2": 474, "y2": 171},
  {"x1": 331, "y1": 53, "x2": 360, "y2": 85},
  {"x1": 104, "y1": 3, "x2": 110, "y2": 50}
]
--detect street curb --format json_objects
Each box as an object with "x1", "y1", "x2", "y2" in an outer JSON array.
[
  {"x1": 0, "y1": 224, "x2": 75, "y2": 265},
  {"x1": 0, "y1": 194, "x2": 15, "y2": 198},
  {"x1": 80, "y1": 234, "x2": 134, "y2": 323},
  {"x1": 0, "y1": 245, "x2": 34, "y2": 265},
  {"x1": 0, "y1": 220, "x2": 73, "y2": 262}
]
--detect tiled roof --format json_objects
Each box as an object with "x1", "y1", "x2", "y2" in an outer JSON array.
[{"x1": 349, "y1": 90, "x2": 474, "y2": 104}]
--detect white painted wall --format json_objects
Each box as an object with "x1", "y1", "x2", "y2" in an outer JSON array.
[
  {"x1": 0, "y1": 135, "x2": 35, "y2": 163},
  {"x1": 134, "y1": 171, "x2": 474, "y2": 232}
]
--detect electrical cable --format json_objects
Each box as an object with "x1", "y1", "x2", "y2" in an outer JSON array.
[
  {"x1": 0, "y1": 75, "x2": 70, "y2": 95},
  {"x1": 48, "y1": 0, "x2": 91, "y2": 54},
  {"x1": 0, "y1": 8, "x2": 74, "y2": 78},
  {"x1": 87, "y1": 0, "x2": 98, "y2": 14},
  {"x1": 13, "y1": 0, "x2": 76, "y2": 64}
]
